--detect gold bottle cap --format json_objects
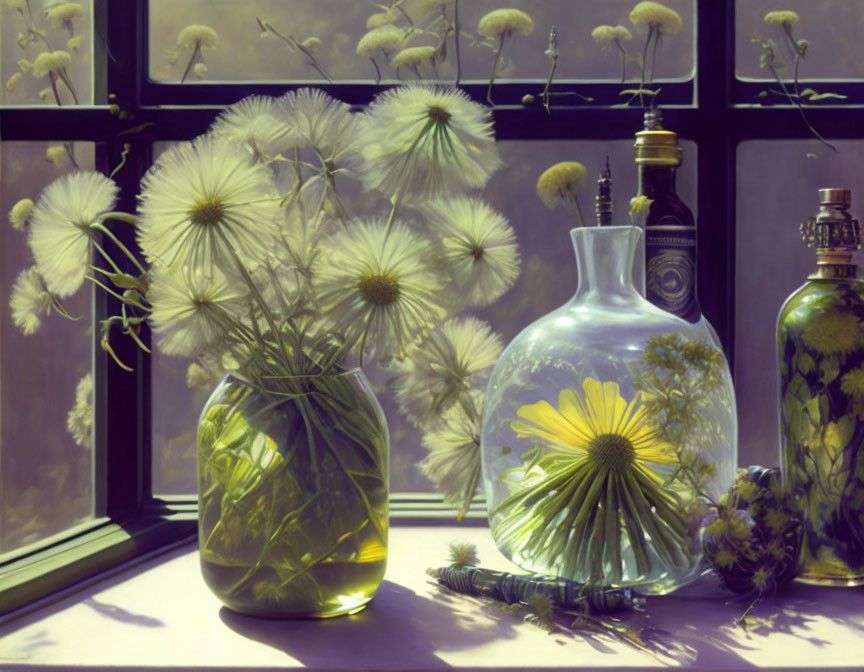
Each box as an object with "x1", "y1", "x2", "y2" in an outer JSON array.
[
  {"x1": 801, "y1": 187, "x2": 862, "y2": 279},
  {"x1": 634, "y1": 109, "x2": 682, "y2": 166}
]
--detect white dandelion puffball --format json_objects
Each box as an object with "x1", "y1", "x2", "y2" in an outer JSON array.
[
  {"x1": 420, "y1": 195, "x2": 520, "y2": 307},
  {"x1": 630, "y1": 1, "x2": 683, "y2": 35},
  {"x1": 9, "y1": 198, "x2": 34, "y2": 230},
  {"x1": 420, "y1": 390, "x2": 484, "y2": 518},
  {"x1": 394, "y1": 317, "x2": 502, "y2": 428},
  {"x1": 176, "y1": 24, "x2": 218, "y2": 49},
  {"x1": 29, "y1": 170, "x2": 119, "y2": 297},
  {"x1": 32, "y1": 50, "x2": 71, "y2": 78},
  {"x1": 313, "y1": 218, "x2": 451, "y2": 362},
  {"x1": 67, "y1": 372, "x2": 93, "y2": 449},
  {"x1": 277, "y1": 88, "x2": 362, "y2": 167},
  {"x1": 210, "y1": 95, "x2": 298, "y2": 160},
  {"x1": 137, "y1": 135, "x2": 282, "y2": 272},
  {"x1": 359, "y1": 86, "x2": 502, "y2": 202},
  {"x1": 148, "y1": 265, "x2": 248, "y2": 358},
  {"x1": 477, "y1": 8, "x2": 534, "y2": 38},
  {"x1": 357, "y1": 25, "x2": 409, "y2": 57},
  {"x1": 10, "y1": 266, "x2": 52, "y2": 335}
]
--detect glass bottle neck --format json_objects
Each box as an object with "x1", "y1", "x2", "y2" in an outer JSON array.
[
  {"x1": 571, "y1": 226, "x2": 641, "y2": 305},
  {"x1": 638, "y1": 165, "x2": 678, "y2": 198}
]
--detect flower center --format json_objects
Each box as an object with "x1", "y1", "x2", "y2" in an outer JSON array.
[
  {"x1": 588, "y1": 433, "x2": 635, "y2": 473},
  {"x1": 470, "y1": 246, "x2": 484, "y2": 261},
  {"x1": 358, "y1": 273, "x2": 400, "y2": 306},
  {"x1": 190, "y1": 198, "x2": 225, "y2": 227},
  {"x1": 426, "y1": 104, "x2": 451, "y2": 123}
]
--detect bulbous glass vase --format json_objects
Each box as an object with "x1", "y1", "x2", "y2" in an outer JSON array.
[
  {"x1": 197, "y1": 369, "x2": 389, "y2": 618},
  {"x1": 481, "y1": 226, "x2": 737, "y2": 595}
]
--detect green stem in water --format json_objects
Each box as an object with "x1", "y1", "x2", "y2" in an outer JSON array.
[{"x1": 566, "y1": 191, "x2": 585, "y2": 228}]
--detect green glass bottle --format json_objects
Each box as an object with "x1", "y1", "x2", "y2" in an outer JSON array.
[{"x1": 778, "y1": 188, "x2": 864, "y2": 585}]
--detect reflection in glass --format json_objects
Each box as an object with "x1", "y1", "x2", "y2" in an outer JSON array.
[
  {"x1": 152, "y1": 137, "x2": 697, "y2": 496},
  {"x1": 0, "y1": 142, "x2": 95, "y2": 555},
  {"x1": 1, "y1": 0, "x2": 94, "y2": 106},
  {"x1": 736, "y1": 0, "x2": 864, "y2": 81},
  {"x1": 148, "y1": 0, "x2": 694, "y2": 84}
]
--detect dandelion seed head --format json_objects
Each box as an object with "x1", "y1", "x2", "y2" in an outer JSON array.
[
  {"x1": 148, "y1": 266, "x2": 247, "y2": 357},
  {"x1": 764, "y1": 10, "x2": 800, "y2": 27},
  {"x1": 186, "y1": 362, "x2": 213, "y2": 388},
  {"x1": 193, "y1": 62, "x2": 208, "y2": 77},
  {"x1": 277, "y1": 88, "x2": 361, "y2": 166},
  {"x1": 592, "y1": 24, "x2": 632, "y2": 43},
  {"x1": 396, "y1": 318, "x2": 502, "y2": 428},
  {"x1": 536, "y1": 161, "x2": 586, "y2": 209},
  {"x1": 210, "y1": 95, "x2": 297, "y2": 160},
  {"x1": 176, "y1": 24, "x2": 218, "y2": 49},
  {"x1": 360, "y1": 85, "x2": 502, "y2": 202},
  {"x1": 10, "y1": 198, "x2": 35, "y2": 230},
  {"x1": 5, "y1": 72, "x2": 22, "y2": 92},
  {"x1": 313, "y1": 218, "x2": 450, "y2": 361},
  {"x1": 366, "y1": 8, "x2": 399, "y2": 29},
  {"x1": 32, "y1": 50, "x2": 72, "y2": 78},
  {"x1": 29, "y1": 170, "x2": 119, "y2": 297},
  {"x1": 10, "y1": 266, "x2": 52, "y2": 335},
  {"x1": 67, "y1": 36, "x2": 81, "y2": 49},
  {"x1": 477, "y1": 8, "x2": 534, "y2": 38},
  {"x1": 301, "y1": 36, "x2": 321, "y2": 52},
  {"x1": 421, "y1": 195, "x2": 519, "y2": 306},
  {"x1": 18, "y1": 58, "x2": 33, "y2": 72},
  {"x1": 137, "y1": 135, "x2": 281, "y2": 272},
  {"x1": 391, "y1": 45, "x2": 437, "y2": 69},
  {"x1": 357, "y1": 25, "x2": 408, "y2": 56},
  {"x1": 46, "y1": 2, "x2": 84, "y2": 27},
  {"x1": 630, "y1": 1, "x2": 683, "y2": 35},
  {"x1": 45, "y1": 145, "x2": 70, "y2": 169},
  {"x1": 66, "y1": 372, "x2": 93, "y2": 449}
]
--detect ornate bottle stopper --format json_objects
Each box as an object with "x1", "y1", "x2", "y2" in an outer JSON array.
[
  {"x1": 595, "y1": 156, "x2": 613, "y2": 227},
  {"x1": 801, "y1": 188, "x2": 862, "y2": 278}
]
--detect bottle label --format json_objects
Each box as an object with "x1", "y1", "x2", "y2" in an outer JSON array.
[{"x1": 645, "y1": 218, "x2": 699, "y2": 322}]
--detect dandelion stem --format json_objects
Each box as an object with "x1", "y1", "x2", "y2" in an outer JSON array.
[
  {"x1": 566, "y1": 192, "x2": 585, "y2": 228},
  {"x1": 614, "y1": 38, "x2": 627, "y2": 83},
  {"x1": 48, "y1": 72, "x2": 63, "y2": 107},
  {"x1": 541, "y1": 51, "x2": 558, "y2": 116},
  {"x1": 487, "y1": 34, "x2": 505, "y2": 106},
  {"x1": 57, "y1": 68, "x2": 79, "y2": 105},
  {"x1": 649, "y1": 31, "x2": 661, "y2": 82},
  {"x1": 180, "y1": 41, "x2": 201, "y2": 83},
  {"x1": 85, "y1": 275, "x2": 133, "y2": 304},
  {"x1": 91, "y1": 238, "x2": 123, "y2": 275},
  {"x1": 370, "y1": 57, "x2": 382, "y2": 84},
  {"x1": 93, "y1": 222, "x2": 147, "y2": 274},
  {"x1": 453, "y1": 0, "x2": 462, "y2": 85},
  {"x1": 638, "y1": 26, "x2": 655, "y2": 107},
  {"x1": 766, "y1": 60, "x2": 837, "y2": 153},
  {"x1": 63, "y1": 141, "x2": 79, "y2": 170}
]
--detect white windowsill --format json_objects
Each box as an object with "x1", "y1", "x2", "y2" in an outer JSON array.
[{"x1": 1, "y1": 525, "x2": 863, "y2": 671}]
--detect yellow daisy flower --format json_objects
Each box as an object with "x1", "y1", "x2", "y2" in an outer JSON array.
[{"x1": 511, "y1": 379, "x2": 677, "y2": 470}]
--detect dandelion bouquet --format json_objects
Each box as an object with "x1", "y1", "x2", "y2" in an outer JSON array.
[{"x1": 9, "y1": 85, "x2": 520, "y2": 614}]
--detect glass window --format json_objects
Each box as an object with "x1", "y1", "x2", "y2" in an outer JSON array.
[
  {"x1": 0, "y1": 141, "x2": 95, "y2": 555},
  {"x1": 148, "y1": 0, "x2": 694, "y2": 83},
  {"x1": 152, "y1": 137, "x2": 697, "y2": 495},
  {"x1": 735, "y1": 139, "x2": 859, "y2": 470},
  {"x1": 1, "y1": 0, "x2": 94, "y2": 106},
  {"x1": 736, "y1": 0, "x2": 864, "y2": 81}
]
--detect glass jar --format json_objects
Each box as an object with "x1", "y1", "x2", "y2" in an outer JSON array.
[
  {"x1": 197, "y1": 369, "x2": 389, "y2": 617},
  {"x1": 481, "y1": 226, "x2": 737, "y2": 594}
]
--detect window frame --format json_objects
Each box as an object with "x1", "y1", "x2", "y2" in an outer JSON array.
[{"x1": 0, "y1": 0, "x2": 855, "y2": 621}]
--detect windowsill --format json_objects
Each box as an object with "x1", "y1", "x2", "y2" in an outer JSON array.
[{"x1": 1, "y1": 525, "x2": 863, "y2": 671}]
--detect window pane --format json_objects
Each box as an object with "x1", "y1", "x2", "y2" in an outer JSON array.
[
  {"x1": 1, "y1": 0, "x2": 95, "y2": 106},
  {"x1": 152, "y1": 137, "x2": 697, "y2": 496},
  {"x1": 735, "y1": 140, "x2": 858, "y2": 470},
  {"x1": 0, "y1": 141, "x2": 95, "y2": 555},
  {"x1": 736, "y1": 0, "x2": 864, "y2": 80},
  {"x1": 148, "y1": 0, "x2": 694, "y2": 83}
]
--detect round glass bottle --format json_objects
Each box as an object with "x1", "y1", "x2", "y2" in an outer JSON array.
[{"x1": 481, "y1": 226, "x2": 737, "y2": 594}]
